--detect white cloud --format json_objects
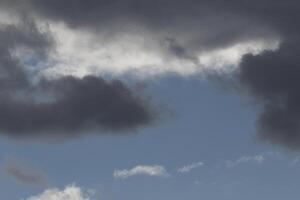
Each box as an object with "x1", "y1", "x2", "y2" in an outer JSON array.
[
  {"x1": 226, "y1": 154, "x2": 264, "y2": 168},
  {"x1": 24, "y1": 185, "x2": 94, "y2": 200},
  {"x1": 177, "y1": 161, "x2": 203, "y2": 173},
  {"x1": 12, "y1": 20, "x2": 277, "y2": 80},
  {"x1": 0, "y1": 8, "x2": 281, "y2": 80},
  {"x1": 113, "y1": 165, "x2": 169, "y2": 179}
]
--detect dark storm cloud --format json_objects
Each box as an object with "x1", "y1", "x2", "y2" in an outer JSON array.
[
  {"x1": 237, "y1": 42, "x2": 300, "y2": 149},
  {"x1": 31, "y1": 0, "x2": 299, "y2": 149},
  {"x1": 0, "y1": 16, "x2": 154, "y2": 139},
  {"x1": 16, "y1": 0, "x2": 275, "y2": 51},
  {"x1": 1, "y1": 0, "x2": 300, "y2": 148},
  {"x1": 230, "y1": 1, "x2": 300, "y2": 149},
  {"x1": 0, "y1": 76, "x2": 153, "y2": 137},
  {"x1": 0, "y1": 17, "x2": 52, "y2": 91}
]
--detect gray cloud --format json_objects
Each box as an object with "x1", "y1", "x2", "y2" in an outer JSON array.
[
  {"x1": 228, "y1": 1, "x2": 300, "y2": 149},
  {"x1": 0, "y1": 0, "x2": 300, "y2": 148},
  {"x1": 165, "y1": 38, "x2": 199, "y2": 65},
  {"x1": 237, "y1": 42, "x2": 300, "y2": 149},
  {"x1": 0, "y1": 16, "x2": 154, "y2": 139},
  {"x1": 0, "y1": 17, "x2": 52, "y2": 91},
  {"x1": 2, "y1": 0, "x2": 276, "y2": 52},
  {"x1": 0, "y1": 76, "x2": 154, "y2": 138}
]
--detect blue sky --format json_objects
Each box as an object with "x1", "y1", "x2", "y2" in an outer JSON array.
[{"x1": 1, "y1": 76, "x2": 300, "y2": 200}]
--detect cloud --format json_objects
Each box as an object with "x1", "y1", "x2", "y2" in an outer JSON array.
[
  {"x1": 4, "y1": 157, "x2": 46, "y2": 186},
  {"x1": 0, "y1": 15, "x2": 155, "y2": 140},
  {"x1": 0, "y1": 0, "x2": 299, "y2": 149},
  {"x1": 113, "y1": 165, "x2": 169, "y2": 179},
  {"x1": 0, "y1": 0, "x2": 280, "y2": 78},
  {"x1": 0, "y1": 75, "x2": 154, "y2": 138},
  {"x1": 0, "y1": 16, "x2": 52, "y2": 92},
  {"x1": 24, "y1": 185, "x2": 94, "y2": 200},
  {"x1": 226, "y1": 154, "x2": 264, "y2": 168},
  {"x1": 29, "y1": 0, "x2": 300, "y2": 150},
  {"x1": 236, "y1": 42, "x2": 300, "y2": 149},
  {"x1": 228, "y1": 1, "x2": 300, "y2": 149},
  {"x1": 177, "y1": 161, "x2": 203, "y2": 173}
]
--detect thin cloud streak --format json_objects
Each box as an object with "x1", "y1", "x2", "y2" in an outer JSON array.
[
  {"x1": 113, "y1": 165, "x2": 169, "y2": 179},
  {"x1": 177, "y1": 161, "x2": 204, "y2": 173},
  {"x1": 226, "y1": 155, "x2": 264, "y2": 168}
]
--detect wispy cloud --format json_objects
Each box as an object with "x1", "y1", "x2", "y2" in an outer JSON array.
[
  {"x1": 177, "y1": 161, "x2": 203, "y2": 173},
  {"x1": 113, "y1": 165, "x2": 169, "y2": 179},
  {"x1": 290, "y1": 156, "x2": 300, "y2": 165},
  {"x1": 4, "y1": 157, "x2": 46, "y2": 186},
  {"x1": 226, "y1": 154, "x2": 264, "y2": 168}
]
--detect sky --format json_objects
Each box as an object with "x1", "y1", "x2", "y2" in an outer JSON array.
[{"x1": 0, "y1": 0, "x2": 300, "y2": 199}]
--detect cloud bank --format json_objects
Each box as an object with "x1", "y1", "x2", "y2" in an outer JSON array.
[
  {"x1": 0, "y1": 0, "x2": 299, "y2": 148},
  {"x1": 0, "y1": 0, "x2": 280, "y2": 78}
]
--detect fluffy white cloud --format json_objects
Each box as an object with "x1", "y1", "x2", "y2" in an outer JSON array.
[
  {"x1": 113, "y1": 165, "x2": 169, "y2": 179},
  {"x1": 226, "y1": 154, "x2": 264, "y2": 168},
  {"x1": 24, "y1": 185, "x2": 94, "y2": 200},
  {"x1": 177, "y1": 161, "x2": 204, "y2": 173}
]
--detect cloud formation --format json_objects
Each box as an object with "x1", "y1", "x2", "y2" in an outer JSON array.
[
  {"x1": 177, "y1": 161, "x2": 203, "y2": 173},
  {"x1": 0, "y1": 75, "x2": 154, "y2": 138},
  {"x1": 0, "y1": 15, "x2": 154, "y2": 139},
  {"x1": 24, "y1": 185, "x2": 93, "y2": 200},
  {"x1": 0, "y1": 0, "x2": 299, "y2": 148},
  {"x1": 229, "y1": 1, "x2": 300, "y2": 149},
  {"x1": 226, "y1": 154, "x2": 264, "y2": 168},
  {"x1": 237, "y1": 43, "x2": 300, "y2": 149},
  {"x1": 113, "y1": 165, "x2": 169, "y2": 179},
  {"x1": 0, "y1": 0, "x2": 279, "y2": 78}
]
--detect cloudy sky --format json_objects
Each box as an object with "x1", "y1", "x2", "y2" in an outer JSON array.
[{"x1": 1, "y1": 0, "x2": 300, "y2": 199}]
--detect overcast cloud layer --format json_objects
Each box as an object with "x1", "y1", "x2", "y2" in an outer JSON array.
[{"x1": 0, "y1": 1, "x2": 299, "y2": 148}]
